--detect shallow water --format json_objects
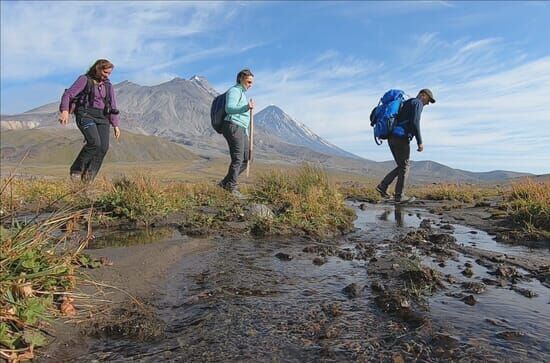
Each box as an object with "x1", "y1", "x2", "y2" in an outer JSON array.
[
  {"x1": 354, "y1": 203, "x2": 550, "y2": 361},
  {"x1": 76, "y1": 202, "x2": 550, "y2": 362}
]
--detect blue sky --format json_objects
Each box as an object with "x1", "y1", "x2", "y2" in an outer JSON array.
[{"x1": 1, "y1": 1, "x2": 549, "y2": 174}]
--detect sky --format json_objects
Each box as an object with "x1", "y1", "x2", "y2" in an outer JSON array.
[{"x1": 1, "y1": 1, "x2": 549, "y2": 174}]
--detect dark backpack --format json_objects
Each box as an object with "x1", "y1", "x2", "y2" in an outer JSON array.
[
  {"x1": 210, "y1": 92, "x2": 227, "y2": 134},
  {"x1": 210, "y1": 89, "x2": 243, "y2": 134},
  {"x1": 61, "y1": 76, "x2": 115, "y2": 115},
  {"x1": 370, "y1": 89, "x2": 405, "y2": 145}
]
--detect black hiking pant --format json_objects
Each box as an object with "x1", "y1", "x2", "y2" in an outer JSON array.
[
  {"x1": 379, "y1": 136, "x2": 410, "y2": 199},
  {"x1": 70, "y1": 109, "x2": 110, "y2": 182},
  {"x1": 220, "y1": 121, "x2": 249, "y2": 191}
]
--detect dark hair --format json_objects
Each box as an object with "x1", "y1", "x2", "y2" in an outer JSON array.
[
  {"x1": 236, "y1": 69, "x2": 254, "y2": 84},
  {"x1": 86, "y1": 59, "x2": 114, "y2": 81}
]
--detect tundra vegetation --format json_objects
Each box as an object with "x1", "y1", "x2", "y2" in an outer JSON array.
[
  {"x1": 0, "y1": 165, "x2": 356, "y2": 359},
  {"x1": 1, "y1": 167, "x2": 548, "y2": 360}
]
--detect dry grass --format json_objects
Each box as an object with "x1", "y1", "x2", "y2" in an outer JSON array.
[
  {"x1": 409, "y1": 183, "x2": 497, "y2": 203},
  {"x1": 0, "y1": 206, "x2": 94, "y2": 361},
  {"x1": 251, "y1": 164, "x2": 355, "y2": 237},
  {"x1": 504, "y1": 179, "x2": 550, "y2": 232}
]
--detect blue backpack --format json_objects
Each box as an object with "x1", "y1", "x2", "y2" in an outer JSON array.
[
  {"x1": 210, "y1": 92, "x2": 227, "y2": 134},
  {"x1": 370, "y1": 89, "x2": 405, "y2": 145}
]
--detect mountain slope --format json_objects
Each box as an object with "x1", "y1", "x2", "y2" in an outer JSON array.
[
  {"x1": 255, "y1": 106, "x2": 360, "y2": 159},
  {"x1": 0, "y1": 76, "x2": 535, "y2": 182},
  {"x1": 1, "y1": 128, "x2": 197, "y2": 164}
]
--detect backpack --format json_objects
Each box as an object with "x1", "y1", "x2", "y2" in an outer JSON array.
[
  {"x1": 370, "y1": 89, "x2": 405, "y2": 145},
  {"x1": 61, "y1": 76, "x2": 114, "y2": 115},
  {"x1": 210, "y1": 92, "x2": 227, "y2": 134},
  {"x1": 210, "y1": 88, "x2": 244, "y2": 134}
]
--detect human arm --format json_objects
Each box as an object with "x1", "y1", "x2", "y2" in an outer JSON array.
[
  {"x1": 58, "y1": 75, "x2": 87, "y2": 124},
  {"x1": 411, "y1": 99, "x2": 424, "y2": 146},
  {"x1": 108, "y1": 81, "x2": 120, "y2": 128}
]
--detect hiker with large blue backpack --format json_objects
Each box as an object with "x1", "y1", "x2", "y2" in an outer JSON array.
[
  {"x1": 211, "y1": 69, "x2": 255, "y2": 197},
  {"x1": 371, "y1": 88, "x2": 436, "y2": 203}
]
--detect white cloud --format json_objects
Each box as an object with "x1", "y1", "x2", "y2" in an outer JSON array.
[
  {"x1": 250, "y1": 37, "x2": 550, "y2": 174},
  {"x1": 0, "y1": 1, "x2": 232, "y2": 82}
]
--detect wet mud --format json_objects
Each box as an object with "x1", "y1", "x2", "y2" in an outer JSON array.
[{"x1": 38, "y1": 202, "x2": 549, "y2": 362}]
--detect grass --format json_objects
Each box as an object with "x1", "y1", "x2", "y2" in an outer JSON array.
[
  {"x1": 504, "y1": 179, "x2": 550, "y2": 234},
  {"x1": 0, "y1": 208, "x2": 93, "y2": 361},
  {"x1": 409, "y1": 183, "x2": 497, "y2": 203},
  {"x1": 3, "y1": 164, "x2": 355, "y2": 236},
  {"x1": 251, "y1": 164, "x2": 356, "y2": 238},
  {"x1": 337, "y1": 181, "x2": 381, "y2": 203},
  {"x1": 96, "y1": 175, "x2": 176, "y2": 225}
]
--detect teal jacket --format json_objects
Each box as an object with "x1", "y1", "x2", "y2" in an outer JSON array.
[{"x1": 224, "y1": 83, "x2": 250, "y2": 131}]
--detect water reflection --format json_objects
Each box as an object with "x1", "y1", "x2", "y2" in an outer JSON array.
[
  {"x1": 377, "y1": 206, "x2": 405, "y2": 227},
  {"x1": 87, "y1": 227, "x2": 180, "y2": 249}
]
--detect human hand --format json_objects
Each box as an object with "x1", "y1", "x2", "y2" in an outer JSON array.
[
  {"x1": 114, "y1": 127, "x2": 121, "y2": 140},
  {"x1": 58, "y1": 110, "x2": 69, "y2": 125},
  {"x1": 248, "y1": 99, "x2": 255, "y2": 110},
  {"x1": 417, "y1": 144, "x2": 424, "y2": 152}
]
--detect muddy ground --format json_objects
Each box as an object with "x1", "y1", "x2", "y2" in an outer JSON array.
[{"x1": 35, "y1": 199, "x2": 549, "y2": 362}]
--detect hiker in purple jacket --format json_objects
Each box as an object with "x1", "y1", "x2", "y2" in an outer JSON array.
[{"x1": 58, "y1": 59, "x2": 121, "y2": 182}]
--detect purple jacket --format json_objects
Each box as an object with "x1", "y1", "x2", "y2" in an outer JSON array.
[{"x1": 60, "y1": 75, "x2": 120, "y2": 127}]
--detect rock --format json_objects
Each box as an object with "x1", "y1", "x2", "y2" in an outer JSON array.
[
  {"x1": 445, "y1": 274, "x2": 458, "y2": 284},
  {"x1": 462, "y1": 268, "x2": 474, "y2": 278},
  {"x1": 495, "y1": 265, "x2": 519, "y2": 279},
  {"x1": 462, "y1": 294, "x2": 477, "y2": 305},
  {"x1": 512, "y1": 287, "x2": 538, "y2": 298},
  {"x1": 359, "y1": 203, "x2": 367, "y2": 211},
  {"x1": 247, "y1": 203, "x2": 275, "y2": 220},
  {"x1": 496, "y1": 330, "x2": 526, "y2": 341},
  {"x1": 322, "y1": 302, "x2": 343, "y2": 317},
  {"x1": 313, "y1": 257, "x2": 326, "y2": 266},
  {"x1": 371, "y1": 281, "x2": 386, "y2": 292},
  {"x1": 429, "y1": 233, "x2": 457, "y2": 244},
  {"x1": 438, "y1": 262, "x2": 446, "y2": 268},
  {"x1": 482, "y1": 278, "x2": 505, "y2": 287},
  {"x1": 338, "y1": 250, "x2": 354, "y2": 261},
  {"x1": 461, "y1": 282, "x2": 486, "y2": 294},
  {"x1": 468, "y1": 230, "x2": 478, "y2": 234},
  {"x1": 441, "y1": 224, "x2": 455, "y2": 231},
  {"x1": 419, "y1": 219, "x2": 432, "y2": 230},
  {"x1": 275, "y1": 252, "x2": 293, "y2": 261},
  {"x1": 464, "y1": 262, "x2": 473, "y2": 268},
  {"x1": 320, "y1": 324, "x2": 340, "y2": 339},
  {"x1": 343, "y1": 283, "x2": 362, "y2": 298}
]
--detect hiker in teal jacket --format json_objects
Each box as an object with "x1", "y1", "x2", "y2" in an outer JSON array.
[{"x1": 218, "y1": 69, "x2": 255, "y2": 196}]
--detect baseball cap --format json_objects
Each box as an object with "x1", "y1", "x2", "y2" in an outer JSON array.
[{"x1": 419, "y1": 88, "x2": 436, "y2": 103}]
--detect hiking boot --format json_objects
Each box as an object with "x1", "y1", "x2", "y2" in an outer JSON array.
[
  {"x1": 70, "y1": 172, "x2": 82, "y2": 182},
  {"x1": 231, "y1": 189, "x2": 247, "y2": 199},
  {"x1": 395, "y1": 196, "x2": 416, "y2": 204},
  {"x1": 376, "y1": 185, "x2": 390, "y2": 199}
]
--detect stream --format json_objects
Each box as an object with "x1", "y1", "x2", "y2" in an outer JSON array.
[{"x1": 68, "y1": 203, "x2": 550, "y2": 362}]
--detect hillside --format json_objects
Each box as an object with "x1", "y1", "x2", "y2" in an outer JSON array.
[
  {"x1": 1, "y1": 128, "x2": 197, "y2": 164},
  {"x1": 0, "y1": 75, "x2": 536, "y2": 182}
]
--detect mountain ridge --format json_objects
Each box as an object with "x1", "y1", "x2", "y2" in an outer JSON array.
[{"x1": 0, "y1": 76, "x2": 534, "y2": 181}]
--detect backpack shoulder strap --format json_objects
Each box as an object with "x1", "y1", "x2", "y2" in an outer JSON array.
[
  {"x1": 104, "y1": 80, "x2": 112, "y2": 107},
  {"x1": 84, "y1": 76, "x2": 94, "y2": 108}
]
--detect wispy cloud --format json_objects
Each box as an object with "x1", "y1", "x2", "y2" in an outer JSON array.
[
  {"x1": 250, "y1": 35, "x2": 550, "y2": 173},
  {"x1": 0, "y1": 1, "x2": 232, "y2": 82}
]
